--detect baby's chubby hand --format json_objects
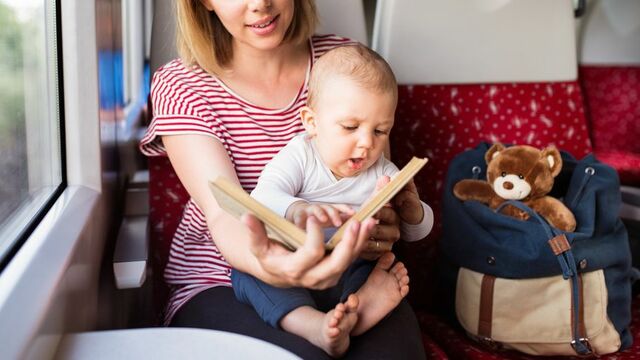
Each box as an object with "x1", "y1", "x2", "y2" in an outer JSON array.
[
  {"x1": 286, "y1": 201, "x2": 355, "y2": 229},
  {"x1": 393, "y1": 179, "x2": 424, "y2": 225}
]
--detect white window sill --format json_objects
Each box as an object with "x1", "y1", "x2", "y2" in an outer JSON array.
[{"x1": 0, "y1": 186, "x2": 99, "y2": 359}]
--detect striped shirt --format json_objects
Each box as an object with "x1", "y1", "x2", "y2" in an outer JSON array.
[{"x1": 140, "y1": 35, "x2": 354, "y2": 324}]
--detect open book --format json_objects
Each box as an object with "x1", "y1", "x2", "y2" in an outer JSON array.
[{"x1": 209, "y1": 157, "x2": 428, "y2": 251}]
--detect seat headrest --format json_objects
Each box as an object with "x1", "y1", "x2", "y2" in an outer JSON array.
[
  {"x1": 316, "y1": 0, "x2": 368, "y2": 45},
  {"x1": 150, "y1": 0, "x2": 177, "y2": 75},
  {"x1": 372, "y1": 0, "x2": 578, "y2": 84},
  {"x1": 149, "y1": 0, "x2": 368, "y2": 74},
  {"x1": 579, "y1": 0, "x2": 640, "y2": 65}
]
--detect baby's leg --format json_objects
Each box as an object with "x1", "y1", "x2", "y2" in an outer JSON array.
[
  {"x1": 281, "y1": 295, "x2": 359, "y2": 358},
  {"x1": 351, "y1": 252, "x2": 410, "y2": 336}
]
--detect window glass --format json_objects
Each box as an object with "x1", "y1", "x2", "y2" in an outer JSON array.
[{"x1": 0, "y1": 0, "x2": 63, "y2": 263}]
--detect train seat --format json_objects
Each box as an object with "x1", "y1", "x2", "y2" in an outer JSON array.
[
  {"x1": 578, "y1": 0, "x2": 640, "y2": 186},
  {"x1": 373, "y1": 0, "x2": 591, "y2": 308},
  {"x1": 373, "y1": 0, "x2": 640, "y2": 358}
]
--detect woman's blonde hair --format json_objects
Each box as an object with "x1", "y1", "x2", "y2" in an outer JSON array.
[{"x1": 176, "y1": 0, "x2": 318, "y2": 75}]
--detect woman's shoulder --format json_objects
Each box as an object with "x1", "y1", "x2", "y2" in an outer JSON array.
[
  {"x1": 310, "y1": 34, "x2": 359, "y2": 58},
  {"x1": 152, "y1": 58, "x2": 211, "y2": 88}
]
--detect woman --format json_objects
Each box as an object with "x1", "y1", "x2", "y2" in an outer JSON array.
[{"x1": 140, "y1": 0, "x2": 426, "y2": 358}]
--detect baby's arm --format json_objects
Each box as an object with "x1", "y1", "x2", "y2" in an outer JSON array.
[{"x1": 250, "y1": 138, "x2": 308, "y2": 217}]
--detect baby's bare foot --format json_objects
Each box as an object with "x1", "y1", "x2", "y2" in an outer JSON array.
[
  {"x1": 314, "y1": 294, "x2": 359, "y2": 358},
  {"x1": 352, "y1": 252, "x2": 409, "y2": 336}
]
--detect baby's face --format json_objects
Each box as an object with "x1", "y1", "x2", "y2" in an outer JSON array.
[{"x1": 306, "y1": 76, "x2": 396, "y2": 179}]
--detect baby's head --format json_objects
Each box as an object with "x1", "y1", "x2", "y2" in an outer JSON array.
[{"x1": 302, "y1": 44, "x2": 398, "y2": 179}]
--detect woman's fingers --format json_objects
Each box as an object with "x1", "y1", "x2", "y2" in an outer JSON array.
[
  {"x1": 303, "y1": 218, "x2": 374, "y2": 289},
  {"x1": 374, "y1": 205, "x2": 399, "y2": 226},
  {"x1": 282, "y1": 216, "x2": 328, "y2": 281},
  {"x1": 365, "y1": 239, "x2": 393, "y2": 252},
  {"x1": 242, "y1": 213, "x2": 270, "y2": 259},
  {"x1": 372, "y1": 206, "x2": 401, "y2": 243},
  {"x1": 245, "y1": 209, "x2": 374, "y2": 289}
]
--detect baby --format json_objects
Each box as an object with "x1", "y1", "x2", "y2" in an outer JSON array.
[{"x1": 232, "y1": 45, "x2": 433, "y2": 358}]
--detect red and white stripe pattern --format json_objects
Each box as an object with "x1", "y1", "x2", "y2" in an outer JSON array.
[{"x1": 140, "y1": 35, "x2": 353, "y2": 324}]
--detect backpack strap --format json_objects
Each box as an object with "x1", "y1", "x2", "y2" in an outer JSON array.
[{"x1": 495, "y1": 200, "x2": 593, "y2": 356}]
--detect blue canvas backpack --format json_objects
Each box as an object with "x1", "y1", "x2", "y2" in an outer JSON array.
[{"x1": 440, "y1": 142, "x2": 635, "y2": 356}]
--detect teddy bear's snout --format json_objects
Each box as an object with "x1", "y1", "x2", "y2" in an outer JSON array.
[{"x1": 503, "y1": 181, "x2": 514, "y2": 190}]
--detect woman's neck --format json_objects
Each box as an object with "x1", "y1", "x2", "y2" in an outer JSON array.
[{"x1": 217, "y1": 41, "x2": 310, "y2": 109}]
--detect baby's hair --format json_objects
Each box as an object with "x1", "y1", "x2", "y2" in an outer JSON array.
[{"x1": 307, "y1": 44, "x2": 397, "y2": 108}]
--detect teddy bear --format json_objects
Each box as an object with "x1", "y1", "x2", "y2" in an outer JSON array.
[{"x1": 453, "y1": 143, "x2": 576, "y2": 232}]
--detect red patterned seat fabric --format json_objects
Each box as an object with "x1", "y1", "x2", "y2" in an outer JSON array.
[
  {"x1": 148, "y1": 156, "x2": 189, "y2": 273},
  {"x1": 579, "y1": 66, "x2": 640, "y2": 185},
  {"x1": 148, "y1": 155, "x2": 189, "y2": 318},
  {"x1": 391, "y1": 82, "x2": 592, "y2": 242}
]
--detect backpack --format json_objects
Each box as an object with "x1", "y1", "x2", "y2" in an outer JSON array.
[{"x1": 439, "y1": 142, "x2": 635, "y2": 356}]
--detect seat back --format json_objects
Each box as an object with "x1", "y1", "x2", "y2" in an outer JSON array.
[
  {"x1": 578, "y1": 0, "x2": 640, "y2": 185},
  {"x1": 372, "y1": 0, "x2": 592, "y2": 309}
]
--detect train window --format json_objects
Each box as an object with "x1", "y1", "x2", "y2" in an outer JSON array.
[{"x1": 0, "y1": 0, "x2": 64, "y2": 268}]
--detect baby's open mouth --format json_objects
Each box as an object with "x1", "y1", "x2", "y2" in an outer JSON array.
[{"x1": 348, "y1": 158, "x2": 364, "y2": 170}]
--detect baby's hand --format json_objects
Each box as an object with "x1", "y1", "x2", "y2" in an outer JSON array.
[
  {"x1": 287, "y1": 202, "x2": 355, "y2": 229},
  {"x1": 393, "y1": 179, "x2": 424, "y2": 225}
]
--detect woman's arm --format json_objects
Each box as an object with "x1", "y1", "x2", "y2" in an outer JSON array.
[{"x1": 162, "y1": 134, "x2": 374, "y2": 288}]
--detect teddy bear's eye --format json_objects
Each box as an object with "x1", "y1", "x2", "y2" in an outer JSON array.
[
  {"x1": 501, "y1": 172, "x2": 507, "y2": 177},
  {"x1": 518, "y1": 174, "x2": 524, "y2": 179}
]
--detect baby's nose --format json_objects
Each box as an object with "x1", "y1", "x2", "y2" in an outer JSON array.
[{"x1": 503, "y1": 181, "x2": 514, "y2": 190}]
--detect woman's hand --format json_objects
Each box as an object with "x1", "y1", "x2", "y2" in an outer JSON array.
[
  {"x1": 361, "y1": 176, "x2": 402, "y2": 260},
  {"x1": 243, "y1": 213, "x2": 375, "y2": 289},
  {"x1": 393, "y1": 179, "x2": 424, "y2": 224}
]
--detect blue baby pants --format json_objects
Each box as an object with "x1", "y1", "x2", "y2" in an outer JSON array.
[{"x1": 231, "y1": 259, "x2": 374, "y2": 329}]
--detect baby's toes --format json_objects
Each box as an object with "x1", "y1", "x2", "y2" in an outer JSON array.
[
  {"x1": 400, "y1": 283, "x2": 410, "y2": 297},
  {"x1": 345, "y1": 294, "x2": 359, "y2": 312},
  {"x1": 327, "y1": 326, "x2": 340, "y2": 338},
  {"x1": 391, "y1": 263, "x2": 408, "y2": 279}
]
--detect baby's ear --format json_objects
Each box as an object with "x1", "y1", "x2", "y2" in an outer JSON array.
[
  {"x1": 300, "y1": 106, "x2": 317, "y2": 136},
  {"x1": 541, "y1": 145, "x2": 562, "y2": 177}
]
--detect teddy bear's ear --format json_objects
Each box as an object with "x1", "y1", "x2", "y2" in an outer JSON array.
[
  {"x1": 541, "y1": 145, "x2": 562, "y2": 177},
  {"x1": 485, "y1": 143, "x2": 506, "y2": 164}
]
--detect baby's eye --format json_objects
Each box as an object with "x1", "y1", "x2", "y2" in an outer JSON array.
[
  {"x1": 501, "y1": 172, "x2": 507, "y2": 177},
  {"x1": 342, "y1": 125, "x2": 357, "y2": 131},
  {"x1": 374, "y1": 129, "x2": 389, "y2": 136}
]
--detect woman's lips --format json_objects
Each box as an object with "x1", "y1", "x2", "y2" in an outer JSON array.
[{"x1": 247, "y1": 15, "x2": 279, "y2": 35}]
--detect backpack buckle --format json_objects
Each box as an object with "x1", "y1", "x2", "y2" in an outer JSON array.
[
  {"x1": 478, "y1": 337, "x2": 502, "y2": 351},
  {"x1": 571, "y1": 338, "x2": 594, "y2": 357}
]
